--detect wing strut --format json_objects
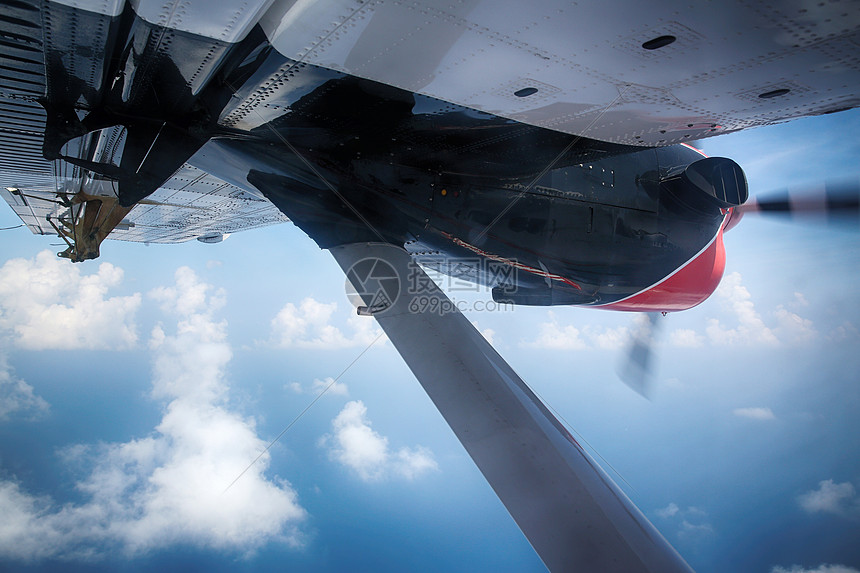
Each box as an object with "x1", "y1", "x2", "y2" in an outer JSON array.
[{"x1": 330, "y1": 242, "x2": 693, "y2": 573}]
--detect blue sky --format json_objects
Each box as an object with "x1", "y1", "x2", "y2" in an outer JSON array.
[{"x1": 1, "y1": 109, "x2": 859, "y2": 573}]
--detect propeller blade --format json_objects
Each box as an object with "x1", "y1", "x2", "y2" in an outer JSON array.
[
  {"x1": 618, "y1": 312, "x2": 662, "y2": 398},
  {"x1": 737, "y1": 177, "x2": 860, "y2": 227}
]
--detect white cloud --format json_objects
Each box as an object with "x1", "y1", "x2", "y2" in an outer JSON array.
[
  {"x1": 0, "y1": 268, "x2": 305, "y2": 561},
  {"x1": 471, "y1": 321, "x2": 496, "y2": 345},
  {"x1": 523, "y1": 275, "x2": 818, "y2": 351},
  {"x1": 480, "y1": 327, "x2": 496, "y2": 345},
  {"x1": 669, "y1": 328, "x2": 704, "y2": 348},
  {"x1": 654, "y1": 503, "x2": 713, "y2": 537},
  {"x1": 288, "y1": 377, "x2": 349, "y2": 397},
  {"x1": 0, "y1": 355, "x2": 48, "y2": 421},
  {"x1": 798, "y1": 480, "x2": 858, "y2": 515},
  {"x1": 790, "y1": 292, "x2": 809, "y2": 309},
  {"x1": 656, "y1": 503, "x2": 708, "y2": 519},
  {"x1": 679, "y1": 520, "x2": 714, "y2": 536},
  {"x1": 694, "y1": 273, "x2": 821, "y2": 347},
  {"x1": 705, "y1": 272, "x2": 778, "y2": 346},
  {"x1": 0, "y1": 250, "x2": 140, "y2": 350},
  {"x1": 323, "y1": 400, "x2": 437, "y2": 482},
  {"x1": 656, "y1": 502, "x2": 680, "y2": 518},
  {"x1": 773, "y1": 305, "x2": 816, "y2": 343},
  {"x1": 311, "y1": 377, "x2": 349, "y2": 396},
  {"x1": 772, "y1": 565, "x2": 860, "y2": 573},
  {"x1": 150, "y1": 266, "x2": 224, "y2": 317},
  {"x1": 393, "y1": 447, "x2": 439, "y2": 480},
  {"x1": 733, "y1": 407, "x2": 776, "y2": 421},
  {"x1": 522, "y1": 311, "x2": 627, "y2": 350},
  {"x1": 588, "y1": 324, "x2": 628, "y2": 350},
  {"x1": 828, "y1": 322, "x2": 859, "y2": 341},
  {"x1": 327, "y1": 401, "x2": 387, "y2": 480},
  {"x1": 269, "y1": 298, "x2": 382, "y2": 349},
  {"x1": 524, "y1": 316, "x2": 587, "y2": 350}
]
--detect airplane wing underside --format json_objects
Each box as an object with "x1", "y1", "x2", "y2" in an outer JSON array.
[
  {"x1": 255, "y1": 0, "x2": 860, "y2": 147},
  {"x1": 0, "y1": 162, "x2": 289, "y2": 245},
  {"x1": 1, "y1": 0, "x2": 859, "y2": 249}
]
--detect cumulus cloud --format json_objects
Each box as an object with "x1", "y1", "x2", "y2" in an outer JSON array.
[
  {"x1": 480, "y1": 327, "x2": 496, "y2": 345},
  {"x1": 0, "y1": 355, "x2": 48, "y2": 421},
  {"x1": 523, "y1": 274, "x2": 818, "y2": 351},
  {"x1": 669, "y1": 328, "x2": 704, "y2": 348},
  {"x1": 470, "y1": 321, "x2": 496, "y2": 345},
  {"x1": 0, "y1": 268, "x2": 305, "y2": 561},
  {"x1": 733, "y1": 407, "x2": 776, "y2": 421},
  {"x1": 773, "y1": 305, "x2": 816, "y2": 343},
  {"x1": 654, "y1": 503, "x2": 713, "y2": 537},
  {"x1": 772, "y1": 565, "x2": 860, "y2": 573},
  {"x1": 522, "y1": 311, "x2": 628, "y2": 350},
  {"x1": 269, "y1": 298, "x2": 382, "y2": 349},
  {"x1": 798, "y1": 480, "x2": 859, "y2": 515},
  {"x1": 828, "y1": 322, "x2": 859, "y2": 342},
  {"x1": 0, "y1": 250, "x2": 140, "y2": 350},
  {"x1": 311, "y1": 377, "x2": 348, "y2": 396},
  {"x1": 524, "y1": 316, "x2": 587, "y2": 350},
  {"x1": 288, "y1": 377, "x2": 349, "y2": 397},
  {"x1": 656, "y1": 502, "x2": 680, "y2": 518},
  {"x1": 0, "y1": 251, "x2": 141, "y2": 418},
  {"x1": 589, "y1": 324, "x2": 629, "y2": 350},
  {"x1": 323, "y1": 400, "x2": 437, "y2": 481},
  {"x1": 705, "y1": 272, "x2": 779, "y2": 346},
  {"x1": 150, "y1": 266, "x2": 224, "y2": 317},
  {"x1": 679, "y1": 520, "x2": 714, "y2": 536},
  {"x1": 790, "y1": 292, "x2": 809, "y2": 309},
  {"x1": 667, "y1": 273, "x2": 817, "y2": 348}
]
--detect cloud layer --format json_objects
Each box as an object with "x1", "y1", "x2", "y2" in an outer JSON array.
[
  {"x1": 733, "y1": 407, "x2": 776, "y2": 421},
  {"x1": 798, "y1": 480, "x2": 859, "y2": 515},
  {"x1": 655, "y1": 502, "x2": 713, "y2": 539},
  {"x1": 0, "y1": 251, "x2": 140, "y2": 350},
  {"x1": 0, "y1": 251, "x2": 142, "y2": 421},
  {"x1": 692, "y1": 272, "x2": 817, "y2": 347},
  {"x1": 0, "y1": 355, "x2": 48, "y2": 420},
  {"x1": 289, "y1": 377, "x2": 349, "y2": 397},
  {"x1": 522, "y1": 311, "x2": 628, "y2": 350},
  {"x1": 269, "y1": 297, "x2": 382, "y2": 349},
  {"x1": 0, "y1": 267, "x2": 305, "y2": 561},
  {"x1": 772, "y1": 566, "x2": 860, "y2": 573},
  {"x1": 521, "y1": 272, "x2": 821, "y2": 351}
]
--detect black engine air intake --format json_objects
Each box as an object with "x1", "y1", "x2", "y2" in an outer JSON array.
[
  {"x1": 661, "y1": 156, "x2": 749, "y2": 215},
  {"x1": 680, "y1": 157, "x2": 749, "y2": 208}
]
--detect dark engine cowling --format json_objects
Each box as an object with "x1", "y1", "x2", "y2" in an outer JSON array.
[
  {"x1": 597, "y1": 156, "x2": 747, "y2": 312},
  {"x1": 663, "y1": 157, "x2": 749, "y2": 211}
]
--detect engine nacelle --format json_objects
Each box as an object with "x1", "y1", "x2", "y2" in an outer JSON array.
[{"x1": 600, "y1": 223, "x2": 727, "y2": 312}]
